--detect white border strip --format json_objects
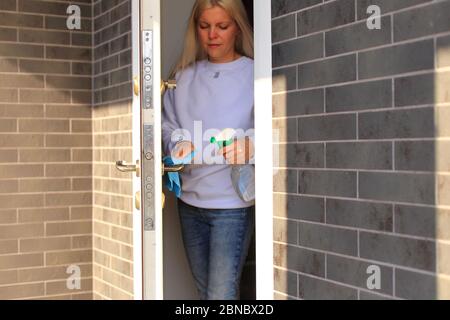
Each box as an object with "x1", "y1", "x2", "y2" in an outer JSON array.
[
  {"x1": 131, "y1": 0, "x2": 143, "y2": 300},
  {"x1": 254, "y1": 0, "x2": 274, "y2": 299}
]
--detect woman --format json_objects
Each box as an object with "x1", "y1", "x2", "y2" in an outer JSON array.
[{"x1": 162, "y1": 0, "x2": 255, "y2": 300}]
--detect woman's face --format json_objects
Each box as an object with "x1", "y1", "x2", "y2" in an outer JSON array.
[{"x1": 197, "y1": 6, "x2": 240, "y2": 63}]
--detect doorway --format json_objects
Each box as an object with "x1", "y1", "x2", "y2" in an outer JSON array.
[
  {"x1": 160, "y1": 0, "x2": 256, "y2": 300},
  {"x1": 132, "y1": 0, "x2": 273, "y2": 300}
]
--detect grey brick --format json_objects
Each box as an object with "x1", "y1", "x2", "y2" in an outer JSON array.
[
  {"x1": 299, "y1": 222, "x2": 358, "y2": 255},
  {"x1": 274, "y1": 243, "x2": 325, "y2": 277},
  {"x1": 94, "y1": 12, "x2": 110, "y2": 31},
  {"x1": 299, "y1": 170, "x2": 357, "y2": 198},
  {"x1": 46, "y1": 46, "x2": 92, "y2": 61},
  {"x1": 326, "y1": 198, "x2": 393, "y2": 232},
  {"x1": 297, "y1": 0, "x2": 355, "y2": 36},
  {"x1": 0, "y1": 43, "x2": 43, "y2": 58},
  {"x1": 437, "y1": 34, "x2": 450, "y2": 68},
  {"x1": 0, "y1": 12, "x2": 43, "y2": 28},
  {"x1": 272, "y1": 14, "x2": 296, "y2": 43},
  {"x1": 46, "y1": 76, "x2": 90, "y2": 90},
  {"x1": 271, "y1": 0, "x2": 322, "y2": 18},
  {"x1": 110, "y1": 33, "x2": 131, "y2": 54},
  {"x1": 358, "y1": 40, "x2": 434, "y2": 79},
  {"x1": 274, "y1": 218, "x2": 298, "y2": 245},
  {"x1": 94, "y1": 42, "x2": 110, "y2": 61},
  {"x1": 71, "y1": 91, "x2": 91, "y2": 104},
  {"x1": 359, "y1": 172, "x2": 435, "y2": 205},
  {"x1": 435, "y1": 71, "x2": 450, "y2": 105},
  {"x1": 110, "y1": 66, "x2": 130, "y2": 85},
  {"x1": 273, "y1": 193, "x2": 324, "y2": 222},
  {"x1": 273, "y1": 89, "x2": 324, "y2": 117},
  {"x1": 298, "y1": 274, "x2": 358, "y2": 300},
  {"x1": 325, "y1": 16, "x2": 391, "y2": 56},
  {"x1": 97, "y1": 23, "x2": 120, "y2": 44},
  {"x1": 436, "y1": 108, "x2": 450, "y2": 138},
  {"x1": 100, "y1": 82, "x2": 131, "y2": 102},
  {"x1": 0, "y1": 27, "x2": 17, "y2": 42},
  {"x1": 360, "y1": 232, "x2": 436, "y2": 271},
  {"x1": 359, "y1": 291, "x2": 394, "y2": 300},
  {"x1": 299, "y1": 114, "x2": 356, "y2": 141},
  {"x1": 327, "y1": 254, "x2": 393, "y2": 295},
  {"x1": 273, "y1": 118, "x2": 297, "y2": 142},
  {"x1": 395, "y1": 269, "x2": 446, "y2": 300},
  {"x1": 101, "y1": 55, "x2": 119, "y2": 73},
  {"x1": 110, "y1": 1, "x2": 130, "y2": 22},
  {"x1": 274, "y1": 169, "x2": 297, "y2": 193},
  {"x1": 72, "y1": 62, "x2": 92, "y2": 76},
  {"x1": 0, "y1": 0, "x2": 16, "y2": 11},
  {"x1": 394, "y1": 73, "x2": 434, "y2": 107},
  {"x1": 0, "y1": 59, "x2": 17, "y2": 72},
  {"x1": 19, "y1": 29, "x2": 70, "y2": 45},
  {"x1": 273, "y1": 66, "x2": 296, "y2": 93},
  {"x1": 326, "y1": 142, "x2": 392, "y2": 170},
  {"x1": 357, "y1": 0, "x2": 433, "y2": 20},
  {"x1": 274, "y1": 268, "x2": 297, "y2": 297},
  {"x1": 359, "y1": 108, "x2": 435, "y2": 139},
  {"x1": 394, "y1": 205, "x2": 450, "y2": 240},
  {"x1": 326, "y1": 80, "x2": 392, "y2": 112},
  {"x1": 277, "y1": 143, "x2": 324, "y2": 168},
  {"x1": 298, "y1": 54, "x2": 356, "y2": 88},
  {"x1": 438, "y1": 174, "x2": 450, "y2": 207},
  {"x1": 94, "y1": 74, "x2": 109, "y2": 90},
  {"x1": 19, "y1": 60, "x2": 70, "y2": 75},
  {"x1": 120, "y1": 49, "x2": 132, "y2": 67},
  {"x1": 119, "y1": 16, "x2": 131, "y2": 35},
  {"x1": 394, "y1": 1, "x2": 450, "y2": 42},
  {"x1": 395, "y1": 141, "x2": 435, "y2": 171},
  {"x1": 72, "y1": 33, "x2": 92, "y2": 47},
  {"x1": 273, "y1": 33, "x2": 323, "y2": 67},
  {"x1": 18, "y1": 0, "x2": 92, "y2": 17}
]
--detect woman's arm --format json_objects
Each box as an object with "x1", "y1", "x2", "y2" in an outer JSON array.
[{"x1": 162, "y1": 88, "x2": 183, "y2": 157}]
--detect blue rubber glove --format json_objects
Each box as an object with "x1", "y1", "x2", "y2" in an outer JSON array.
[{"x1": 162, "y1": 151, "x2": 196, "y2": 198}]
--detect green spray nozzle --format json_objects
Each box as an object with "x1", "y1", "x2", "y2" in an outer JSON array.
[{"x1": 210, "y1": 136, "x2": 235, "y2": 149}]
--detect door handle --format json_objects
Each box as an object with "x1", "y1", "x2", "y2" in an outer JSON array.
[
  {"x1": 115, "y1": 160, "x2": 140, "y2": 177},
  {"x1": 160, "y1": 79, "x2": 176, "y2": 95},
  {"x1": 161, "y1": 163, "x2": 184, "y2": 176}
]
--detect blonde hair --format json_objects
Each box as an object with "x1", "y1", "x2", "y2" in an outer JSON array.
[{"x1": 170, "y1": 0, "x2": 253, "y2": 78}]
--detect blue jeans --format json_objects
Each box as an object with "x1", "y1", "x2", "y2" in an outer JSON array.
[{"x1": 177, "y1": 198, "x2": 255, "y2": 300}]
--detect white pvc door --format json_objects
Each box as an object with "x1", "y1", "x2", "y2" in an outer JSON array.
[{"x1": 130, "y1": 0, "x2": 164, "y2": 300}]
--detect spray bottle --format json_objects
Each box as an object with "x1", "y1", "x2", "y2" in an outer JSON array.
[{"x1": 210, "y1": 128, "x2": 255, "y2": 203}]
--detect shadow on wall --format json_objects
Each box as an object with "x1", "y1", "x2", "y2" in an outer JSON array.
[{"x1": 271, "y1": 7, "x2": 450, "y2": 298}]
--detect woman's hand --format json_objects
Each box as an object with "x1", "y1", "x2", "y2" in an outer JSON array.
[
  {"x1": 171, "y1": 140, "x2": 195, "y2": 160},
  {"x1": 220, "y1": 137, "x2": 254, "y2": 164}
]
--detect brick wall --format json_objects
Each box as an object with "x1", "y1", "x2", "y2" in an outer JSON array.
[
  {"x1": 0, "y1": 0, "x2": 93, "y2": 299},
  {"x1": 91, "y1": 0, "x2": 133, "y2": 300},
  {"x1": 272, "y1": 0, "x2": 450, "y2": 299}
]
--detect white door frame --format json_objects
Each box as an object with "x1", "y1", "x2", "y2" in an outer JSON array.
[{"x1": 131, "y1": 0, "x2": 273, "y2": 300}]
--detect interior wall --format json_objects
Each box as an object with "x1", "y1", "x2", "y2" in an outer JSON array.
[{"x1": 0, "y1": 0, "x2": 93, "y2": 300}]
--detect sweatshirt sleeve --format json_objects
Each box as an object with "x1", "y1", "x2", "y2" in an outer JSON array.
[{"x1": 162, "y1": 87, "x2": 180, "y2": 156}]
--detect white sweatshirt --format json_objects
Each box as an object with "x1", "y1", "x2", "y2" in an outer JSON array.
[{"x1": 162, "y1": 56, "x2": 254, "y2": 209}]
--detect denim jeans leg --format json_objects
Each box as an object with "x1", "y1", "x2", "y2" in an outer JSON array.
[
  {"x1": 206, "y1": 206, "x2": 255, "y2": 300},
  {"x1": 177, "y1": 199, "x2": 210, "y2": 300}
]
